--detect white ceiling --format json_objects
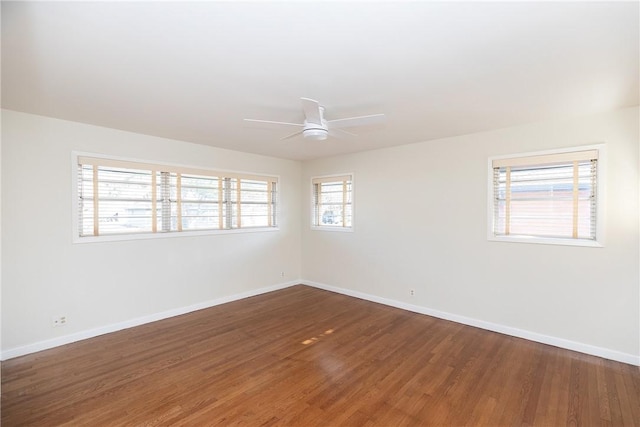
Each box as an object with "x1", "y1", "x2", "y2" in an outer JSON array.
[{"x1": 2, "y1": 1, "x2": 638, "y2": 161}]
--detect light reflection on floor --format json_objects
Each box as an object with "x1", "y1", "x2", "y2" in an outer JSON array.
[{"x1": 301, "y1": 328, "x2": 335, "y2": 345}]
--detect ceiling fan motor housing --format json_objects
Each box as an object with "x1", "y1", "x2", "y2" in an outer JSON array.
[{"x1": 303, "y1": 117, "x2": 329, "y2": 140}]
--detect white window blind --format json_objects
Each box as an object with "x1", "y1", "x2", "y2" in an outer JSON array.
[
  {"x1": 77, "y1": 156, "x2": 277, "y2": 237},
  {"x1": 312, "y1": 174, "x2": 353, "y2": 228},
  {"x1": 491, "y1": 149, "x2": 598, "y2": 241}
]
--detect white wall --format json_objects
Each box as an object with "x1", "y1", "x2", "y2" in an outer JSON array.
[
  {"x1": 301, "y1": 107, "x2": 639, "y2": 363},
  {"x1": 0, "y1": 108, "x2": 3, "y2": 395},
  {"x1": 1, "y1": 110, "x2": 302, "y2": 356}
]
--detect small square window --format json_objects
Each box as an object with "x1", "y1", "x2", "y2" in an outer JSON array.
[{"x1": 311, "y1": 174, "x2": 353, "y2": 230}]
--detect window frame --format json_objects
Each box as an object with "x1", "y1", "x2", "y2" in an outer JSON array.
[
  {"x1": 487, "y1": 144, "x2": 605, "y2": 247},
  {"x1": 72, "y1": 152, "x2": 279, "y2": 243},
  {"x1": 310, "y1": 173, "x2": 354, "y2": 232}
]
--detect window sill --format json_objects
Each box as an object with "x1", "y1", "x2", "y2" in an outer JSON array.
[
  {"x1": 73, "y1": 227, "x2": 279, "y2": 244},
  {"x1": 311, "y1": 226, "x2": 354, "y2": 233},
  {"x1": 488, "y1": 235, "x2": 603, "y2": 248}
]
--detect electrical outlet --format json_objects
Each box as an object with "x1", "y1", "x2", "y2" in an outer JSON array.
[
  {"x1": 410, "y1": 289, "x2": 415, "y2": 296},
  {"x1": 52, "y1": 315, "x2": 67, "y2": 327},
  {"x1": 281, "y1": 271, "x2": 285, "y2": 277}
]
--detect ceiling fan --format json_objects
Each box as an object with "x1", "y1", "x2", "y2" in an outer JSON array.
[{"x1": 244, "y1": 98, "x2": 385, "y2": 141}]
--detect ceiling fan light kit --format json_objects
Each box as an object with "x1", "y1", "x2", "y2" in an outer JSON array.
[
  {"x1": 244, "y1": 98, "x2": 385, "y2": 141},
  {"x1": 303, "y1": 128, "x2": 329, "y2": 141}
]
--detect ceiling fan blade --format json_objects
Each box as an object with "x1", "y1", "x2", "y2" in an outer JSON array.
[
  {"x1": 327, "y1": 113, "x2": 386, "y2": 129},
  {"x1": 243, "y1": 119, "x2": 304, "y2": 129},
  {"x1": 300, "y1": 98, "x2": 322, "y2": 125},
  {"x1": 280, "y1": 130, "x2": 304, "y2": 140},
  {"x1": 328, "y1": 128, "x2": 358, "y2": 139}
]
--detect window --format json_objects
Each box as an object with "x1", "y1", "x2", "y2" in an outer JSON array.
[
  {"x1": 76, "y1": 155, "x2": 277, "y2": 239},
  {"x1": 311, "y1": 174, "x2": 353, "y2": 230},
  {"x1": 489, "y1": 146, "x2": 603, "y2": 246}
]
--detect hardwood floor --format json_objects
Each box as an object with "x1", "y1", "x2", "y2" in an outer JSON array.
[{"x1": 2, "y1": 285, "x2": 639, "y2": 426}]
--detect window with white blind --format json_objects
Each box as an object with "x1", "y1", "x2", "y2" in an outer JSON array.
[
  {"x1": 311, "y1": 174, "x2": 353, "y2": 230},
  {"x1": 489, "y1": 146, "x2": 603, "y2": 247},
  {"x1": 75, "y1": 155, "x2": 277, "y2": 240}
]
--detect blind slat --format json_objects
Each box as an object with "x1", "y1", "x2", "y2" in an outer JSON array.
[
  {"x1": 78, "y1": 156, "x2": 277, "y2": 183},
  {"x1": 312, "y1": 175, "x2": 352, "y2": 185},
  {"x1": 492, "y1": 150, "x2": 598, "y2": 168}
]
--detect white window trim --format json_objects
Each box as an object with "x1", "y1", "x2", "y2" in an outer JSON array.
[
  {"x1": 310, "y1": 172, "x2": 355, "y2": 232},
  {"x1": 71, "y1": 151, "x2": 279, "y2": 244},
  {"x1": 487, "y1": 144, "x2": 605, "y2": 248}
]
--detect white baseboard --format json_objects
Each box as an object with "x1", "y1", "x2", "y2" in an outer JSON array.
[
  {"x1": 1, "y1": 281, "x2": 299, "y2": 361},
  {"x1": 302, "y1": 280, "x2": 640, "y2": 367},
  {"x1": 4, "y1": 280, "x2": 638, "y2": 367}
]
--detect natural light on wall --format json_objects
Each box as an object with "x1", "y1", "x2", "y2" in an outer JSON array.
[{"x1": 488, "y1": 145, "x2": 604, "y2": 247}]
